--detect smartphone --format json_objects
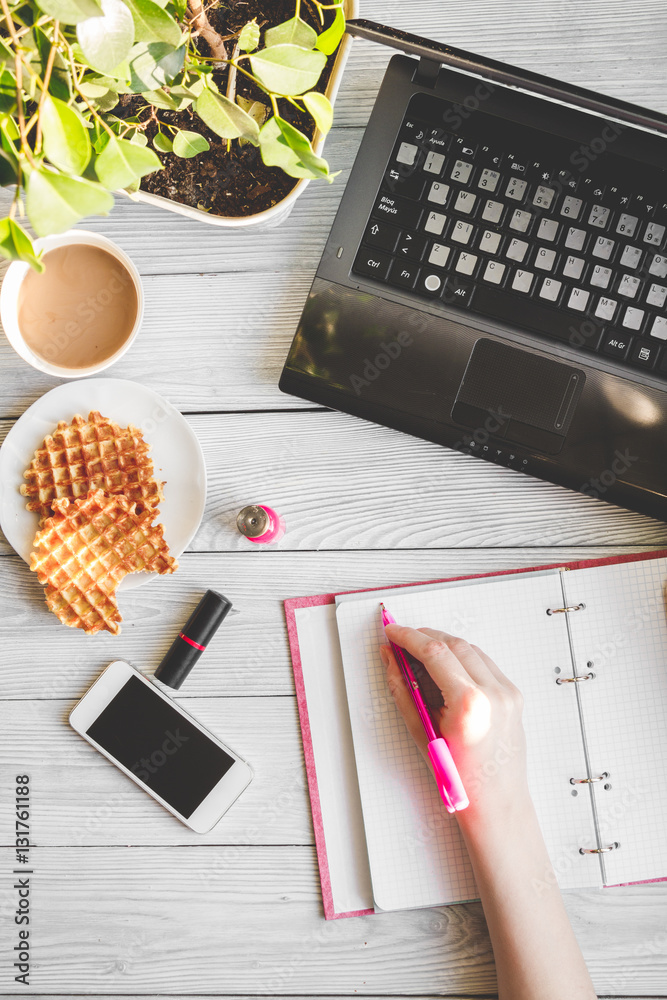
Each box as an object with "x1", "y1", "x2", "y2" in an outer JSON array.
[{"x1": 70, "y1": 660, "x2": 253, "y2": 833}]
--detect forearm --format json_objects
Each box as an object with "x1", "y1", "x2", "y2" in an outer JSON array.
[{"x1": 457, "y1": 793, "x2": 597, "y2": 1000}]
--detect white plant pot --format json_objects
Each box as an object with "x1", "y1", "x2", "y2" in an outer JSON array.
[{"x1": 124, "y1": 0, "x2": 359, "y2": 230}]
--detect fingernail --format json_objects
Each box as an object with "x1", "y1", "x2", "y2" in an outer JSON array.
[{"x1": 379, "y1": 645, "x2": 389, "y2": 666}]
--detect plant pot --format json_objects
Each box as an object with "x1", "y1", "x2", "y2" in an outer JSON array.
[{"x1": 123, "y1": 0, "x2": 359, "y2": 231}]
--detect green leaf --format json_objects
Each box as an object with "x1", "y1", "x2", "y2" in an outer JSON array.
[
  {"x1": 264, "y1": 15, "x2": 317, "y2": 50},
  {"x1": 315, "y1": 6, "x2": 345, "y2": 56},
  {"x1": 302, "y1": 90, "x2": 332, "y2": 135},
  {"x1": 195, "y1": 89, "x2": 259, "y2": 142},
  {"x1": 26, "y1": 169, "x2": 114, "y2": 236},
  {"x1": 34, "y1": 28, "x2": 72, "y2": 101},
  {"x1": 130, "y1": 130, "x2": 148, "y2": 145},
  {"x1": 249, "y1": 44, "x2": 326, "y2": 96},
  {"x1": 0, "y1": 146, "x2": 17, "y2": 186},
  {"x1": 123, "y1": 0, "x2": 182, "y2": 47},
  {"x1": 35, "y1": 0, "x2": 103, "y2": 26},
  {"x1": 0, "y1": 218, "x2": 44, "y2": 270},
  {"x1": 153, "y1": 131, "x2": 172, "y2": 152},
  {"x1": 0, "y1": 37, "x2": 14, "y2": 67},
  {"x1": 141, "y1": 87, "x2": 178, "y2": 110},
  {"x1": 95, "y1": 132, "x2": 162, "y2": 188},
  {"x1": 172, "y1": 129, "x2": 209, "y2": 158},
  {"x1": 128, "y1": 41, "x2": 185, "y2": 91},
  {"x1": 41, "y1": 95, "x2": 91, "y2": 175},
  {"x1": 259, "y1": 116, "x2": 333, "y2": 181},
  {"x1": 237, "y1": 19, "x2": 260, "y2": 53},
  {"x1": 77, "y1": 0, "x2": 134, "y2": 74},
  {"x1": 0, "y1": 69, "x2": 17, "y2": 115}
]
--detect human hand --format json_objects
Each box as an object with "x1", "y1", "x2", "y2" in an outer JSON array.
[{"x1": 381, "y1": 625, "x2": 529, "y2": 823}]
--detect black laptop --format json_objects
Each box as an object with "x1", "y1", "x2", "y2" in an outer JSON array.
[{"x1": 279, "y1": 21, "x2": 667, "y2": 521}]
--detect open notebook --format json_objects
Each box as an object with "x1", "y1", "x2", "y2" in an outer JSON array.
[{"x1": 285, "y1": 552, "x2": 667, "y2": 918}]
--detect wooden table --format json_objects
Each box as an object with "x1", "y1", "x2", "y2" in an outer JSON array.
[{"x1": 2, "y1": 1, "x2": 667, "y2": 996}]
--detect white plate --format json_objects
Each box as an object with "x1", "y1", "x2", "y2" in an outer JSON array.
[{"x1": 0, "y1": 379, "x2": 206, "y2": 590}]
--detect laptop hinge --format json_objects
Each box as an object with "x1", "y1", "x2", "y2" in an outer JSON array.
[{"x1": 413, "y1": 56, "x2": 440, "y2": 89}]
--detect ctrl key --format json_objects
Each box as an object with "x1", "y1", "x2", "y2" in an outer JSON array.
[{"x1": 352, "y1": 248, "x2": 392, "y2": 281}]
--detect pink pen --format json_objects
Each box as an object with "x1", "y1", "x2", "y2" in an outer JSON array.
[{"x1": 380, "y1": 603, "x2": 469, "y2": 813}]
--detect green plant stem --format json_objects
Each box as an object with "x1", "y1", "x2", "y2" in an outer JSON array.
[
  {"x1": 34, "y1": 20, "x2": 59, "y2": 154},
  {"x1": 58, "y1": 28, "x2": 116, "y2": 139},
  {"x1": 0, "y1": 0, "x2": 37, "y2": 169},
  {"x1": 295, "y1": 0, "x2": 301, "y2": 18}
]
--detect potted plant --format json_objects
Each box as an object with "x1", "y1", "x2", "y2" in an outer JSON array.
[{"x1": 0, "y1": 0, "x2": 356, "y2": 269}]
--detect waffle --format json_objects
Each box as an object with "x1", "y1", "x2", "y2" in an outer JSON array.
[
  {"x1": 20, "y1": 411, "x2": 164, "y2": 524},
  {"x1": 30, "y1": 489, "x2": 178, "y2": 635}
]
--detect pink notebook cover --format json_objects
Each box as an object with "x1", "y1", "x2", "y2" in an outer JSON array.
[{"x1": 284, "y1": 549, "x2": 667, "y2": 919}]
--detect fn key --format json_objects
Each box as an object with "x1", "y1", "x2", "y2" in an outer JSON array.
[{"x1": 352, "y1": 248, "x2": 392, "y2": 281}]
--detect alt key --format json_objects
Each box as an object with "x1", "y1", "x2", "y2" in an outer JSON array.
[{"x1": 601, "y1": 331, "x2": 633, "y2": 360}]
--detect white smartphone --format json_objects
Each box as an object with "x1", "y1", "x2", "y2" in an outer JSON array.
[{"x1": 70, "y1": 660, "x2": 253, "y2": 833}]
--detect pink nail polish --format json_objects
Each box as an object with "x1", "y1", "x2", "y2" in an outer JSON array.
[{"x1": 236, "y1": 504, "x2": 286, "y2": 544}]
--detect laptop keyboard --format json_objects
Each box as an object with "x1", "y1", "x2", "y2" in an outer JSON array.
[{"x1": 352, "y1": 104, "x2": 667, "y2": 377}]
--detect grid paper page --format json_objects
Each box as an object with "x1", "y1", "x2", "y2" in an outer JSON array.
[
  {"x1": 337, "y1": 573, "x2": 600, "y2": 913},
  {"x1": 564, "y1": 557, "x2": 667, "y2": 886}
]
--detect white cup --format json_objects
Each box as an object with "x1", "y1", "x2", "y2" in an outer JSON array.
[{"x1": 1, "y1": 229, "x2": 144, "y2": 378}]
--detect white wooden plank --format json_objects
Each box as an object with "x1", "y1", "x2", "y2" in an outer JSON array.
[
  {"x1": 0, "y1": 547, "x2": 662, "y2": 700},
  {"x1": 0, "y1": 698, "x2": 311, "y2": 847},
  {"x1": 0, "y1": 845, "x2": 665, "y2": 995}
]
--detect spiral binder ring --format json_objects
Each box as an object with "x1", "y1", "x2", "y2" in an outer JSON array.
[
  {"x1": 579, "y1": 842, "x2": 620, "y2": 854},
  {"x1": 546, "y1": 603, "x2": 585, "y2": 616},
  {"x1": 556, "y1": 672, "x2": 595, "y2": 685},
  {"x1": 570, "y1": 772, "x2": 609, "y2": 784}
]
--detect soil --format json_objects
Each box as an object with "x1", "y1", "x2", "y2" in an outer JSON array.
[{"x1": 122, "y1": 0, "x2": 339, "y2": 218}]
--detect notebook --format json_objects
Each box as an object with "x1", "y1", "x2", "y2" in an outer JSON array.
[{"x1": 285, "y1": 551, "x2": 667, "y2": 918}]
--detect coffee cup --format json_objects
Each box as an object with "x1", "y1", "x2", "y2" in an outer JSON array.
[{"x1": 1, "y1": 230, "x2": 144, "y2": 378}]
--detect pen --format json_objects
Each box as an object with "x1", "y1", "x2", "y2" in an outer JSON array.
[{"x1": 380, "y1": 603, "x2": 469, "y2": 813}]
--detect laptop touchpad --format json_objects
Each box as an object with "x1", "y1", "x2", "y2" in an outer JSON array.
[{"x1": 451, "y1": 339, "x2": 585, "y2": 455}]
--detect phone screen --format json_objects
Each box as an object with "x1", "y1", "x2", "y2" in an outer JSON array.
[{"x1": 86, "y1": 675, "x2": 235, "y2": 818}]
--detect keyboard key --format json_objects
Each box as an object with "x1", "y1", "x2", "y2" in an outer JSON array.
[
  {"x1": 353, "y1": 248, "x2": 393, "y2": 280},
  {"x1": 482, "y1": 260, "x2": 506, "y2": 284},
  {"x1": 630, "y1": 339, "x2": 659, "y2": 368},
  {"x1": 565, "y1": 227, "x2": 587, "y2": 251},
  {"x1": 512, "y1": 269, "x2": 534, "y2": 293},
  {"x1": 616, "y1": 213, "x2": 638, "y2": 237},
  {"x1": 595, "y1": 297, "x2": 618, "y2": 322},
  {"x1": 451, "y1": 159, "x2": 473, "y2": 183},
  {"x1": 506, "y1": 238, "x2": 529, "y2": 262},
  {"x1": 454, "y1": 138, "x2": 478, "y2": 158},
  {"x1": 451, "y1": 220, "x2": 474, "y2": 244},
  {"x1": 509, "y1": 209, "x2": 532, "y2": 232},
  {"x1": 563, "y1": 255, "x2": 585, "y2": 280},
  {"x1": 428, "y1": 181, "x2": 449, "y2": 205},
  {"x1": 533, "y1": 186, "x2": 556, "y2": 210},
  {"x1": 425, "y1": 129, "x2": 451, "y2": 153},
  {"x1": 647, "y1": 283, "x2": 667, "y2": 308},
  {"x1": 622, "y1": 306, "x2": 645, "y2": 330},
  {"x1": 373, "y1": 193, "x2": 422, "y2": 228},
  {"x1": 424, "y1": 211, "x2": 447, "y2": 236},
  {"x1": 651, "y1": 316, "x2": 667, "y2": 340},
  {"x1": 383, "y1": 168, "x2": 426, "y2": 201},
  {"x1": 387, "y1": 259, "x2": 420, "y2": 289},
  {"x1": 588, "y1": 204, "x2": 610, "y2": 229},
  {"x1": 428, "y1": 243, "x2": 451, "y2": 268},
  {"x1": 560, "y1": 195, "x2": 582, "y2": 220},
  {"x1": 618, "y1": 274, "x2": 640, "y2": 298},
  {"x1": 537, "y1": 219, "x2": 559, "y2": 242},
  {"x1": 482, "y1": 200, "x2": 504, "y2": 224},
  {"x1": 539, "y1": 277, "x2": 562, "y2": 302},
  {"x1": 454, "y1": 190, "x2": 477, "y2": 214},
  {"x1": 592, "y1": 236, "x2": 615, "y2": 260},
  {"x1": 416, "y1": 271, "x2": 444, "y2": 295},
  {"x1": 396, "y1": 231, "x2": 429, "y2": 260},
  {"x1": 424, "y1": 151, "x2": 445, "y2": 174},
  {"x1": 478, "y1": 168, "x2": 500, "y2": 192},
  {"x1": 363, "y1": 220, "x2": 401, "y2": 252},
  {"x1": 602, "y1": 332, "x2": 633, "y2": 359},
  {"x1": 621, "y1": 245, "x2": 643, "y2": 269},
  {"x1": 399, "y1": 119, "x2": 429, "y2": 143},
  {"x1": 506, "y1": 177, "x2": 527, "y2": 201},
  {"x1": 480, "y1": 230, "x2": 502, "y2": 254},
  {"x1": 568, "y1": 288, "x2": 590, "y2": 311},
  {"x1": 396, "y1": 141, "x2": 419, "y2": 165},
  {"x1": 535, "y1": 247, "x2": 557, "y2": 271},
  {"x1": 441, "y1": 275, "x2": 475, "y2": 308},
  {"x1": 644, "y1": 222, "x2": 666, "y2": 246},
  {"x1": 591, "y1": 265, "x2": 612, "y2": 289},
  {"x1": 471, "y1": 285, "x2": 596, "y2": 346},
  {"x1": 649, "y1": 254, "x2": 667, "y2": 278},
  {"x1": 455, "y1": 251, "x2": 478, "y2": 276}
]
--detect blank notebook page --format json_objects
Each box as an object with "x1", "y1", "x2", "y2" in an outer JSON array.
[
  {"x1": 565, "y1": 557, "x2": 667, "y2": 886},
  {"x1": 337, "y1": 571, "x2": 599, "y2": 913}
]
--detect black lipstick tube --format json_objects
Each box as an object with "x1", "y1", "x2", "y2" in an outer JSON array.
[{"x1": 155, "y1": 590, "x2": 232, "y2": 689}]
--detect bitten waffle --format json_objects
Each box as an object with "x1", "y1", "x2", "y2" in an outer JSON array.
[
  {"x1": 30, "y1": 489, "x2": 178, "y2": 635},
  {"x1": 20, "y1": 411, "x2": 164, "y2": 524}
]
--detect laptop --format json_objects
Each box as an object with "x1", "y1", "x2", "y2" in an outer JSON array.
[{"x1": 279, "y1": 20, "x2": 667, "y2": 522}]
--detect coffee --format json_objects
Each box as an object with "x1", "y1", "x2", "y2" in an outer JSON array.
[{"x1": 17, "y1": 244, "x2": 138, "y2": 369}]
